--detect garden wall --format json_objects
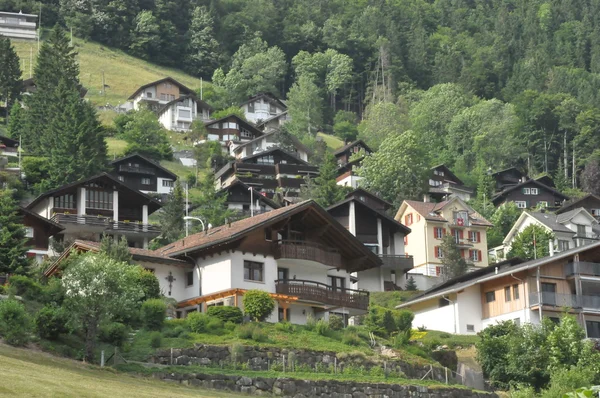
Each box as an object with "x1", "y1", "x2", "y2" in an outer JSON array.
[{"x1": 152, "y1": 371, "x2": 498, "y2": 397}]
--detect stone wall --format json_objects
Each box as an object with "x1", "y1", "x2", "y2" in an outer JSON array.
[
  {"x1": 152, "y1": 371, "x2": 498, "y2": 397},
  {"x1": 151, "y1": 344, "x2": 447, "y2": 381}
]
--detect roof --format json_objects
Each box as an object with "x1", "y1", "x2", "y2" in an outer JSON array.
[
  {"x1": 127, "y1": 77, "x2": 196, "y2": 100},
  {"x1": 205, "y1": 114, "x2": 264, "y2": 137},
  {"x1": 255, "y1": 111, "x2": 289, "y2": 128},
  {"x1": 557, "y1": 193, "x2": 600, "y2": 215},
  {"x1": 240, "y1": 92, "x2": 287, "y2": 110},
  {"x1": 44, "y1": 240, "x2": 191, "y2": 277},
  {"x1": 555, "y1": 207, "x2": 597, "y2": 225},
  {"x1": 491, "y1": 167, "x2": 526, "y2": 178},
  {"x1": 18, "y1": 207, "x2": 64, "y2": 234},
  {"x1": 535, "y1": 174, "x2": 555, "y2": 188},
  {"x1": 217, "y1": 179, "x2": 281, "y2": 209},
  {"x1": 398, "y1": 240, "x2": 600, "y2": 308},
  {"x1": 527, "y1": 211, "x2": 575, "y2": 233},
  {"x1": 399, "y1": 197, "x2": 493, "y2": 227},
  {"x1": 333, "y1": 140, "x2": 373, "y2": 157},
  {"x1": 0, "y1": 11, "x2": 37, "y2": 17},
  {"x1": 431, "y1": 164, "x2": 464, "y2": 185},
  {"x1": 239, "y1": 146, "x2": 312, "y2": 166},
  {"x1": 155, "y1": 200, "x2": 382, "y2": 271},
  {"x1": 110, "y1": 153, "x2": 178, "y2": 180},
  {"x1": 155, "y1": 93, "x2": 213, "y2": 116},
  {"x1": 26, "y1": 173, "x2": 162, "y2": 214},
  {"x1": 231, "y1": 129, "x2": 309, "y2": 155},
  {"x1": 326, "y1": 197, "x2": 411, "y2": 235},
  {"x1": 492, "y1": 179, "x2": 570, "y2": 205},
  {"x1": 345, "y1": 188, "x2": 393, "y2": 209},
  {"x1": 0, "y1": 135, "x2": 19, "y2": 147}
]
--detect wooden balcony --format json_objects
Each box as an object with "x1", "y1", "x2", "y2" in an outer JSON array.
[
  {"x1": 275, "y1": 279, "x2": 369, "y2": 310},
  {"x1": 378, "y1": 254, "x2": 413, "y2": 270},
  {"x1": 273, "y1": 240, "x2": 342, "y2": 268},
  {"x1": 51, "y1": 213, "x2": 161, "y2": 235},
  {"x1": 565, "y1": 262, "x2": 600, "y2": 277},
  {"x1": 529, "y1": 292, "x2": 600, "y2": 311},
  {"x1": 118, "y1": 164, "x2": 156, "y2": 175}
]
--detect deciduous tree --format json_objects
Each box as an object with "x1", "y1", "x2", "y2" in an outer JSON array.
[{"x1": 508, "y1": 224, "x2": 554, "y2": 260}]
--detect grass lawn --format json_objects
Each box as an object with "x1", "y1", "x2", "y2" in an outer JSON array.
[
  {"x1": 11, "y1": 37, "x2": 209, "y2": 106},
  {"x1": 317, "y1": 132, "x2": 344, "y2": 150},
  {"x1": 0, "y1": 343, "x2": 239, "y2": 398},
  {"x1": 370, "y1": 291, "x2": 421, "y2": 309},
  {"x1": 411, "y1": 330, "x2": 479, "y2": 349},
  {"x1": 105, "y1": 137, "x2": 128, "y2": 158}
]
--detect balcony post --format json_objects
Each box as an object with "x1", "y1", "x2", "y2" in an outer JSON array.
[
  {"x1": 77, "y1": 187, "x2": 86, "y2": 216},
  {"x1": 142, "y1": 204, "x2": 148, "y2": 224},
  {"x1": 112, "y1": 190, "x2": 119, "y2": 222},
  {"x1": 349, "y1": 201, "x2": 356, "y2": 236}
]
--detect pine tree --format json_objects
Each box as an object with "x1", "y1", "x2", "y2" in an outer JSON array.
[
  {"x1": 301, "y1": 152, "x2": 346, "y2": 207},
  {"x1": 99, "y1": 234, "x2": 132, "y2": 263},
  {"x1": 185, "y1": 6, "x2": 220, "y2": 78},
  {"x1": 44, "y1": 79, "x2": 107, "y2": 188},
  {"x1": 405, "y1": 276, "x2": 418, "y2": 291},
  {"x1": 554, "y1": 158, "x2": 569, "y2": 193},
  {"x1": 158, "y1": 180, "x2": 185, "y2": 244},
  {"x1": 0, "y1": 37, "x2": 22, "y2": 122},
  {"x1": 0, "y1": 191, "x2": 30, "y2": 275},
  {"x1": 7, "y1": 102, "x2": 25, "y2": 139},
  {"x1": 440, "y1": 234, "x2": 468, "y2": 282}
]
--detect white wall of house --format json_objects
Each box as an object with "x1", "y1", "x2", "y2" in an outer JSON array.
[
  {"x1": 456, "y1": 285, "x2": 483, "y2": 334},
  {"x1": 356, "y1": 267, "x2": 384, "y2": 291},
  {"x1": 156, "y1": 177, "x2": 175, "y2": 194},
  {"x1": 242, "y1": 100, "x2": 285, "y2": 123},
  {"x1": 139, "y1": 260, "x2": 191, "y2": 302},
  {"x1": 412, "y1": 299, "x2": 457, "y2": 334},
  {"x1": 198, "y1": 254, "x2": 232, "y2": 296},
  {"x1": 481, "y1": 308, "x2": 537, "y2": 329},
  {"x1": 336, "y1": 175, "x2": 362, "y2": 189}
]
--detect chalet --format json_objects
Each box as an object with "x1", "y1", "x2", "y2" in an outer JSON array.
[
  {"x1": 336, "y1": 158, "x2": 363, "y2": 189},
  {"x1": 229, "y1": 130, "x2": 309, "y2": 162},
  {"x1": 256, "y1": 111, "x2": 291, "y2": 132},
  {"x1": 240, "y1": 93, "x2": 287, "y2": 124},
  {"x1": 558, "y1": 194, "x2": 600, "y2": 220},
  {"x1": 26, "y1": 173, "x2": 162, "y2": 249},
  {"x1": 204, "y1": 114, "x2": 264, "y2": 147},
  {"x1": 0, "y1": 135, "x2": 19, "y2": 158},
  {"x1": 21, "y1": 77, "x2": 88, "y2": 98},
  {"x1": 219, "y1": 179, "x2": 280, "y2": 217},
  {"x1": 0, "y1": 11, "x2": 37, "y2": 40},
  {"x1": 109, "y1": 153, "x2": 178, "y2": 196},
  {"x1": 334, "y1": 140, "x2": 373, "y2": 189},
  {"x1": 18, "y1": 207, "x2": 64, "y2": 264},
  {"x1": 127, "y1": 77, "x2": 212, "y2": 132},
  {"x1": 426, "y1": 165, "x2": 474, "y2": 202},
  {"x1": 492, "y1": 167, "x2": 528, "y2": 192},
  {"x1": 398, "y1": 242, "x2": 600, "y2": 338},
  {"x1": 535, "y1": 175, "x2": 556, "y2": 188},
  {"x1": 328, "y1": 189, "x2": 413, "y2": 292},
  {"x1": 491, "y1": 179, "x2": 569, "y2": 210},
  {"x1": 215, "y1": 148, "x2": 318, "y2": 198},
  {"x1": 334, "y1": 140, "x2": 373, "y2": 166}
]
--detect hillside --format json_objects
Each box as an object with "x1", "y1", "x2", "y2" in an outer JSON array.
[
  {"x1": 0, "y1": 344, "x2": 238, "y2": 398},
  {"x1": 10, "y1": 38, "x2": 206, "y2": 106}
]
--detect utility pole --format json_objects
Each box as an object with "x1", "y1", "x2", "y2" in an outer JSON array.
[
  {"x1": 200, "y1": 78, "x2": 203, "y2": 100},
  {"x1": 70, "y1": 27, "x2": 73, "y2": 46},
  {"x1": 29, "y1": 47, "x2": 33, "y2": 78}
]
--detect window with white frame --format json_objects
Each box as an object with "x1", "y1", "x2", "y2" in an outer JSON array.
[
  {"x1": 434, "y1": 227, "x2": 444, "y2": 239},
  {"x1": 538, "y1": 201, "x2": 548, "y2": 207},
  {"x1": 141, "y1": 178, "x2": 151, "y2": 185},
  {"x1": 178, "y1": 109, "x2": 191, "y2": 119},
  {"x1": 248, "y1": 102, "x2": 255, "y2": 112},
  {"x1": 240, "y1": 128, "x2": 252, "y2": 138},
  {"x1": 531, "y1": 188, "x2": 538, "y2": 195},
  {"x1": 470, "y1": 249, "x2": 480, "y2": 262},
  {"x1": 435, "y1": 246, "x2": 444, "y2": 258},
  {"x1": 515, "y1": 201, "x2": 527, "y2": 209},
  {"x1": 118, "y1": 176, "x2": 125, "y2": 182},
  {"x1": 468, "y1": 231, "x2": 478, "y2": 242},
  {"x1": 523, "y1": 187, "x2": 531, "y2": 194},
  {"x1": 162, "y1": 180, "x2": 174, "y2": 187},
  {"x1": 24, "y1": 227, "x2": 34, "y2": 238},
  {"x1": 557, "y1": 240, "x2": 570, "y2": 251}
]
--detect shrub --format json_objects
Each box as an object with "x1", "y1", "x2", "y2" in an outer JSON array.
[
  {"x1": 207, "y1": 306, "x2": 243, "y2": 324},
  {"x1": 237, "y1": 323, "x2": 256, "y2": 339},
  {"x1": 136, "y1": 268, "x2": 161, "y2": 301},
  {"x1": 224, "y1": 321, "x2": 237, "y2": 332},
  {"x1": 140, "y1": 299, "x2": 166, "y2": 331},
  {"x1": 342, "y1": 331, "x2": 361, "y2": 346},
  {"x1": 149, "y1": 331, "x2": 162, "y2": 348},
  {"x1": 8, "y1": 275, "x2": 41, "y2": 300},
  {"x1": 395, "y1": 310, "x2": 414, "y2": 334},
  {"x1": 243, "y1": 290, "x2": 274, "y2": 321},
  {"x1": 99, "y1": 322, "x2": 128, "y2": 347},
  {"x1": 0, "y1": 285, "x2": 5, "y2": 295},
  {"x1": 251, "y1": 327, "x2": 269, "y2": 342},
  {"x1": 186, "y1": 312, "x2": 210, "y2": 333},
  {"x1": 206, "y1": 317, "x2": 224, "y2": 333},
  {"x1": 315, "y1": 319, "x2": 330, "y2": 336},
  {"x1": 275, "y1": 321, "x2": 296, "y2": 333},
  {"x1": 163, "y1": 326, "x2": 185, "y2": 338},
  {"x1": 329, "y1": 315, "x2": 344, "y2": 331},
  {"x1": 35, "y1": 305, "x2": 67, "y2": 340},
  {"x1": 164, "y1": 318, "x2": 187, "y2": 328},
  {"x1": 305, "y1": 314, "x2": 316, "y2": 331},
  {"x1": 0, "y1": 299, "x2": 31, "y2": 346},
  {"x1": 40, "y1": 278, "x2": 65, "y2": 305},
  {"x1": 439, "y1": 333, "x2": 451, "y2": 339}
]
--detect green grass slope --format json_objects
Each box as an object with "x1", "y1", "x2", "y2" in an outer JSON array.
[
  {"x1": 0, "y1": 343, "x2": 238, "y2": 398},
  {"x1": 10, "y1": 38, "x2": 207, "y2": 105}
]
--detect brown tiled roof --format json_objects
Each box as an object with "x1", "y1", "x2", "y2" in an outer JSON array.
[
  {"x1": 157, "y1": 201, "x2": 311, "y2": 256},
  {"x1": 403, "y1": 200, "x2": 492, "y2": 227}
]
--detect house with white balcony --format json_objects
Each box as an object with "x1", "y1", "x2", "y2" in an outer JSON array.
[
  {"x1": 109, "y1": 153, "x2": 177, "y2": 197},
  {"x1": 19, "y1": 207, "x2": 64, "y2": 264},
  {"x1": 229, "y1": 130, "x2": 309, "y2": 162},
  {"x1": 490, "y1": 208, "x2": 600, "y2": 262},
  {"x1": 127, "y1": 77, "x2": 212, "y2": 132},
  {"x1": 327, "y1": 189, "x2": 413, "y2": 292},
  {"x1": 0, "y1": 11, "x2": 37, "y2": 40},
  {"x1": 240, "y1": 93, "x2": 287, "y2": 124},
  {"x1": 26, "y1": 173, "x2": 162, "y2": 250}
]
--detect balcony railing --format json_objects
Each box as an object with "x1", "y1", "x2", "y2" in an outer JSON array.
[
  {"x1": 529, "y1": 292, "x2": 600, "y2": 310},
  {"x1": 273, "y1": 240, "x2": 342, "y2": 268},
  {"x1": 565, "y1": 262, "x2": 600, "y2": 277},
  {"x1": 449, "y1": 218, "x2": 470, "y2": 227},
  {"x1": 378, "y1": 254, "x2": 413, "y2": 269},
  {"x1": 118, "y1": 164, "x2": 156, "y2": 175},
  {"x1": 51, "y1": 213, "x2": 161, "y2": 234},
  {"x1": 574, "y1": 233, "x2": 600, "y2": 240},
  {"x1": 275, "y1": 279, "x2": 369, "y2": 310}
]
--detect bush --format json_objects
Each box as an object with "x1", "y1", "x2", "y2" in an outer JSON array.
[
  {"x1": 40, "y1": 278, "x2": 65, "y2": 305},
  {"x1": 163, "y1": 326, "x2": 186, "y2": 338},
  {"x1": 136, "y1": 269, "x2": 161, "y2": 301},
  {"x1": 164, "y1": 318, "x2": 187, "y2": 328},
  {"x1": 395, "y1": 310, "x2": 414, "y2": 334},
  {"x1": 149, "y1": 331, "x2": 162, "y2": 348},
  {"x1": 0, "y1": 285, "x2": 5, "y2": 295},
  {"x1": 186, "y1": 312, "x2": 209, "y2": 333},
  {"x1": 0, "y1": 299, "x2": 31, "y2": 346},
  {"x1": 206, "y1": 317, "x2": 224, "y2": 333},
  {"x1": 242, "y1": 290, "x2": 274, "y2": 321},
  {"x1": 8, "y1": 275, "x2": 41, "y2": 300},
  {"x1": 237, "y1": 323, "x2": 256, "y2": 339},
  {"x1": 305, "y1": 314, "x2": 316, "y2": 331},
  {"x1": 251, "y1": 327, "x2": 269, "y2": 342},
  {"x1": 99, "y1": 322, "x2": 128, "y2": 347},
  {"x1": 275, "y1": 321, "x2": 296, "y2": 333},
  {"x1": 315, "y1": 319, "x2": 330, "y2": 336},
  {"x1": 35, "y1": 305, "x2": 67, "y2": 340},
  {"x1": 341, "y1": 331, "x2": 361, "y2": 346},
  {"x1": 224, "y1": 321, "x2": 237, "y2": 332},
  {"x1": 140, "y1": 299, "x2": 166, "y2": 331},
  {"x1": 329, "y1": 315, "x2": 344, "y2": 331},
  {"x1": 207, "y1": 306, "x2": 243, "y2": 324}
]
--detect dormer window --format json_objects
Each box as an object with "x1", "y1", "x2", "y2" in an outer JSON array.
[
  {"x1": 146, "y1": 92, "x2": 152, "y2": 98},
  {"x1": 248, "y1": 102, "x2": 255, "y2": 113}
]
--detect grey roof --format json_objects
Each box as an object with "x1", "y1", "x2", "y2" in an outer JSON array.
[
  {"x1": 556, "y1": 208, "x2": 588, "y2": 224},
  {"x1": 528, "y1": 211, "x2": 575, "y2": 234}
]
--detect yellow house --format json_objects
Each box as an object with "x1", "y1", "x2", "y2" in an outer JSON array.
[{"x1": 395, "y1": 197, "x2": 492, "y2": 278}]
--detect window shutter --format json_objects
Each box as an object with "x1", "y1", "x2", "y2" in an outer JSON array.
[
  {"x1": 478, "y1": 250, "x2": 482, "y2": 262},
  {"x1": 460, "y1": 249, "x2": 465, "y2": 258},
  {"x1": 477, "y1": 232, "x2": 481, "y2": 243},
  {"x1": 442, "y1": 228, "x2": 446, "y2": 235},
  {"x1": 434, "y1": 246, "x2": 439, "y2": 258},
  {"x1": 521, "y1": 188, "x2": 525, "y2": 194},
  {"x1": 459, "y1": 230, "x2": 464, "y2": 239}
]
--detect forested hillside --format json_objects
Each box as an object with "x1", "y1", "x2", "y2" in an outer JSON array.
[{"x1": 4, "y1": 0, "x2": 600, "y2": 200}]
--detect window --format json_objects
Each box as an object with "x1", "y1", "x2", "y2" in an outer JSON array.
[
  {"x1": 587, "y1": 320, "x2": 600, "y2": 338},
  {"x1": 435, "y1": 246, "x2": 444, "y2": 258},
  {"x1": 504, "y1": 286, "x2": 511, "y2": 302},
  {"x1": 141, "y1": 178, "x2": 151, "y2": 185},
  {"x1": 538, "y1": 201, "x2": 548, "y2": 208},
  {"x1": 434, "y1": 227, "x2": 444, "y2": 239},
  {"x1": 515, "y1": 201, "x2": 527, "y2": 209},
  {"x1": 452, "y1": 229, "x2": 461, "y2": 244},
  {"x1": 469, "y1": 249, "x2": 481, "y2": 262},
  {"x1": 178, "y1": 109, "x2": 191, "y2": 119},
  {"x1": 438, "y1": 298, "x2": 449, "y2": 307},
  {"x1": 24, "y1": 227, "x2": 34, "y2": 238},
  {"x1": 186, "y1": 271, "x2": 194, "y2": 287},
  {"x1": 523, "y1": 187, "x2": 530, "y2": 194},
  {"x1": 405, "y1": 214, "x2": 413, "y2": 226},
  {"x1": 53, "y1": 194, "x2": 75, "y2": 209},
  {"x1": 513, "y1": 284, "x2": 520, "y2": 300},
  {"x1": 257, "y1": 155, "x2": 274, "y2": 165},
  {"x1": 531, "y1": 188, "x2": 538, "y2": 195},
  {"x1": 429, "y1": 179, "x2": 442, "y2": 186},
  {"x1": 577, "y1": 224, "x2": 586, "y2": 237},
  {"x1": 364, "y1": 244, "x2": 379, "y2": 254},
  {"x1": 224, "y1": 122, "x2": 239, "y2": 129},
  {"x1": 328, "y1": 276, "x2": 345, "y2": 291},
  {"x1": 485, "y1": 291, "x2": 496, "y2": 303},
  {"x1": 277, "y1": 268, "x2": 288, "y2": 281},
  {"x1": 591, "y1": 209, "x2": 600, "y2": 217},
  {"x1": 454, "y1": 211, "x2": 468, "y2": 226},
  {"x1": 85, "y1": 189, "x2": 113, "y2": 210},
  {"x1": 468, "y1": 231, "x2": 480, "y2": 243},
  {"x1": 558, "y1": 240, "x2": 570, "y2": 251},
  {"x1": 244, "y1": 260, "x2": 264, "y2": 282},
  {"x1": 269, "y1": 103, "x2": 276, "y2": 114},
  {"x1": 162, "y1": 180, "x2": 174, "y2": 187},
  {"x1": 160, "y1": 93, "x2": 166, "y2": 100},
  {"x1": 248, "y1": 102, "x2": 255, "y2": 113},
  {"x1": 146, "y1": 92, "x2": 152, "y2": 98},
  {"x1": 118, "y1": 176, "x2": 125, "y2": 182},
  {"x1": 240, "y1": 128, "x2": 252, "y2": 138},
  {"x1": 466, "y1": 324, "x2": 475, "y2": 332},
  {"x1": 404, "y1": 236, "x2": 408, "y2": 245}
]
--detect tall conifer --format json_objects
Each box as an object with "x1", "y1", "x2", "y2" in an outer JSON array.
[
  {"x1": 0, "y1": 191, "x2": 30, "y2": 275},
  {"x1": 0, "y1": 37, "x2": 22, "y2": 122}
]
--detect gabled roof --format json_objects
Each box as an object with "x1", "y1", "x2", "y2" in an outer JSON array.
[
  {"x1": 127, "y1": 77, "x2": 196, "y2": 100},
  {"x1": 18, "y1": 207, "x2": 64, "y2": 235},
  {"x1": 240, "y1": 147, "x2": 312, "y2": 166},
  {"x1": 398, "y1": 240, "x2": 600, "y2": 309},
  {"x1": 155, "y1": 93, "x2": 213, "y2": 116},
  {"x1": 0, "y1": 135, "x2": 19, "y2": 147},
  {"x1": 491, "y1": 167, "x2": 526, "y2": 179},
  {"x1": 205, "y1": 114, "x2": 264, "y2": 137},
  {"x1": 218, "y1": 179, "x2": 281, "y2": 209},
  {"x1": 44, "y1": 240, "x2": 191, "y2": 277},
  {"x1": 557, "y1": 193, "x2": 600, "y2": 215},
  {"x1": 526, "y1": 211, "x2": 575, "y2": 234},
  {"x1": 327, "y1": 197, "x2": 411, "y2": 235},
  {"x1": 333, "y1": 140, "x2": 373, "y2": 157},
  {"x1": 491, "y1": 179, "x2": 570, "y2": 205},
  {"x1": 231, "y1": 129, "x2": 309, "y2": 156},
  {"x1": 155, "y1": 200, "x2": 382, "y2": 271},
  {"x1": 345, "y1": 188, "x2": 393, "y2": 210},
  {"x1": 555, "y1": 207, "x2": 598, "y2": 225},
  {"x1": 535, "y1": 174, "x2": 555, "y2": 188},
  {"x1": 255, "y1": 111, "x2": 289, "y2": 128},
  {"x1": 26, "y1": 173, "x2": 162, "y2": 214},
  {"x1": 398, "y1": 197, "x2": 493, "y2": 227},
  {"x1": 240, "y1": 92, "x2": 287, "y2": 110},
  {"x1": 110, "y1": 153, "x2": 178, "y2": 180},
  {"x1": 430, "y1": 164, "x2": 464, "y2": 185}
]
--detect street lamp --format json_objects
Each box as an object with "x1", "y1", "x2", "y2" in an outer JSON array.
[{"x1": 183, "y1": 216, "x2": 207, "y2": 237}]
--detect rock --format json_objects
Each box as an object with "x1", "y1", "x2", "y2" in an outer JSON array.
[{"x1": 237, "y1": 376, "x2": 253, "y2": 386}]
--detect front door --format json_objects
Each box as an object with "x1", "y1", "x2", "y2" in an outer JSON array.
[
  {"x1": 328, "y1": 276, "x2": 345, "y2": 292},
  {"x1": 277, "y1": 268, "x2": 289, "y2": 282},
  {"x1": 541, "y1": 282, "x2": 557, "y2": 306}
]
